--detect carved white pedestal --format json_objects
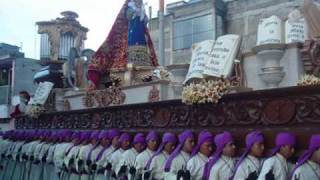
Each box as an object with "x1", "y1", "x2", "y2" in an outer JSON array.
[{"x1": 253, "y1": 44, "x2": 286, "y2": 88}]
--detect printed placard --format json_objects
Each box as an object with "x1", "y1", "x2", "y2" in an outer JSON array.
[
  {"x1": 184, "y1": 40, "x2": 215, "y2": 83},
  {"x1": 31, "y1": 81, "x2": 54, "y2": 105},
  {"x1": 285, "y1": 19, "x2": 307, "y2": 43},
  {"x1": 257, "y1": 15, "x2": 283, "y2": 45},
  {"x1": 203, "y1": 34, "x2": 241, "y2": 78}
]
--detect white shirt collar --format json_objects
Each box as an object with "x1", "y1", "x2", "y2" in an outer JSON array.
[
  {"x1": 198, "y1": 152, "x2": 209, "y2": 161},
  {"x1": 276, "y1": 153, "x2": 287, "y2": 164}
]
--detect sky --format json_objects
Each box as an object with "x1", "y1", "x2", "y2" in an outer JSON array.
[{"x1": 0, "y1": 0, "x2": 180, "y2": 59}]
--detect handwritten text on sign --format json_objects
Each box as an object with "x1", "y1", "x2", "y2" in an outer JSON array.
[
  {"x1": 204, "y1": 34, "x2": 240, "y2": 78},
  {"x1": 184, "y1": 40, "x2": 214, "y2": 83}
]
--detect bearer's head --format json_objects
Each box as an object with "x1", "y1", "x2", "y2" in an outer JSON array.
[
  {"x1": 98, "y1": 130, "x2": 110, "y2": 147},
  {"x1": 275, "y1": 132, "x2": 296, "y2": 159},
  {"x1": 133, "y1": 133, "x2": 146, "y2": 153},
  {"x1": 90, "y1": 131, "x2": 100, "y2": 146},
  {"x1": 215, "y1": 131, "x2": 236, "y2": 157},
  {"x1": 194, "y1": 131, "x2": 214, "y2": 157},
  {"x1": 246, "y1": 131, "x2": 265, "y2": 158},
  {"x1": 146, "y1": 131, "x2": 159, "y2": 152},
  {"x1": 119, "y1": 133, "x2": 131, "y2": 150},
  {"x1": 19, "y1": 91, "x2": 30, "y2": 104},
  {"x1": 109, "y1": 129, "x2": 120, "y2": 148},
  {"x1": 180, "y1": 130, "x2": 195, "y2": 154},
  {"x1": 71, "y1": 132, "x2": 82, "y2": 145},
  {"x1": 162, "y1": 132, "x2": 177, "y2": 154},
  {"x1": 81, "y1": 131, "x2": 91, "y2": 145}
]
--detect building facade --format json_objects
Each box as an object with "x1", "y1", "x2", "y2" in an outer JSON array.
[
  {"x1": 149, "y1": 0, "x2": 309, "y2": 65},
  {"x1": 0, "y1": 43, "x2": 42, "y2": 119}
]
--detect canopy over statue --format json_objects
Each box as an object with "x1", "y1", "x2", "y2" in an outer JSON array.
[{"x1": 88, "y1": 0, "x2": 158, "y2": 88}]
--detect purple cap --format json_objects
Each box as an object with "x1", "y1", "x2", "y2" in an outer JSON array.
[
  {"x1": 72, "y1": 131, "x2": 82, "y2": 140},
  {"x1": 108, "y1": 129, "x2": 120, "y2": 140},
  {"x1": 271, "y1": 132, "x2": 296, "y2": 156},
  {"x1": 231, "y1": 131, "x2": 264, "y2": 179},
  {"x1": 81, "y1": 131, "x2": 92, "y2": 141},
  {"x1": 119, "y1": 133, "x2": 131, "y2": 143},
  {"x1": 291, "y1": 135, "x2": 320, "y2": 178},
  {"x1": 145, "y1": 132, "x2": 177, "y2": 169},
  {"x1": 90, "y1": 131, "x2": 100, "y2": 140},
  {"x1": 133, "y1": 133, "x2": 146, "y2": 144},
  {"x1": 59, "y1": 130, "x2": 73, "y2": 141},
  {"x1": 44, "y1": 131, "x2": 52, "y2": 138},
  {"x1": 192, "y1": 130, "x2": 214, "y2": 156},
  {"x1": 146, "y1": 131, "x2": 159, "y2": 142},
  {"x1": 203, "y1": 132, "x2": 234, "y2": 180},
  {"x1": 50, "y1": 132, "x2": 59, "y2": 140},
  {"x1": 164, "y1": 130, "x2": 194, "y2": 171},
  {"x1": 98, "y1": 130, "x2": 109, "y2": 140}
]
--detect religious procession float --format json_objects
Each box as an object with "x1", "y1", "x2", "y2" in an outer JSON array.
[{"x1": 1, "y1": 0, "x2": 320, "y2": 180}]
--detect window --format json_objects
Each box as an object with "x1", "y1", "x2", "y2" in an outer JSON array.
[
  {"x1": 173, "y1": 14, "x2": 214, "y2": 50},
  {"x1": 0, "y1": 69, "x2": 9, "y2": 86}
]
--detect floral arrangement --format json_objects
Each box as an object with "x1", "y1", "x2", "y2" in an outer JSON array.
[
  {"x1": 182, "y1": 78, "x2": 230, "y2": 105},
  {"x1": 141, "y1": 74, "x2": 153, "y2": 82},
  {"x1": 26, "y1": 104, "x2": 46, "y2": 119},
  {"x1": 141, "y1": 67, "x2": 172, "y2": 82},
  {"x1": 83, "y1": 86, "x2": 126, "y2": 108},
  {"x1": 297, "y1": 74, "x2": 320, "y2": 86},
  {"x1": 110, "y1": 74, "x2": 122, "y2": 86},
  {"x1": 157, "y1": 68, "x2": 171, "y2": 80}
]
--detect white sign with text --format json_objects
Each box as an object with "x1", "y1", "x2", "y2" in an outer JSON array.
[
  {"x1": 203, "y1": 34, "x2": 241, "y2": 78},
  {"x1": 257, "y1": 15, "x2": 283, "y2": 45},
  {"x1": 285, "y1": 16, "x2": 307, "y2": 43},
  {"x1": 184, "y1": 40, "x2": 215, "y2": 83},
  {"x1": 31, "y1": 81, "x2": 54, "y2": 105}
]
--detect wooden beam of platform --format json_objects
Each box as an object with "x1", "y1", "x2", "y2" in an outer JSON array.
[{"x1": 15, "y1": 85, "x2": 320, "y2": 152}]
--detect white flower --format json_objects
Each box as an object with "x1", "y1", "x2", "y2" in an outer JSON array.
[
  {"x1": 182, "y1": 78, "x2": 230, "y2": 105},
  {"x1": 297, "y1": 74, "x2": 320, "y2": 86}
]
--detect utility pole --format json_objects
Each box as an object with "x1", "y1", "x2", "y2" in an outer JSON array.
[
  {"x1": 159, "y1": 0, "x2": 165, "y2": 66},
  {"x1": 149, "y1": 6, "x2": 152, "y2": 30}
]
